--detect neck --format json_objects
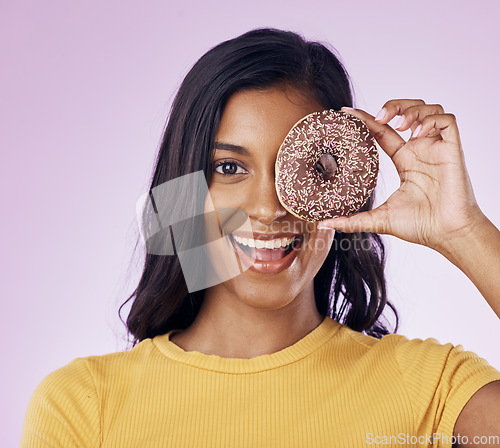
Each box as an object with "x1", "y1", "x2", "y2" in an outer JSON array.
[{"x1": 170, "y1": 282, "x2": 323, "y2": 359}]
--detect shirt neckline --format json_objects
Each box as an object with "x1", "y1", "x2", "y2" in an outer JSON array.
[{"x1": 152, "y1": 316, "x2": 341, "y2": 374}]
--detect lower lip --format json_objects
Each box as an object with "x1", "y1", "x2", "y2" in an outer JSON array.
[{"x1": 230, "y1": 236, "x2": 303, "y2": 274}]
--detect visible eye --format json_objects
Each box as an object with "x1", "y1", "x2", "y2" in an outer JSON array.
[{"x1": 213, "y1": 160, "x2": 247, "y2": 175}]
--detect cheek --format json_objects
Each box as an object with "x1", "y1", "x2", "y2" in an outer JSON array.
[
  {"x1": 201, "y1": 191, "x2": 248, "y2": 286},
  {"x1": 305, "y1": 229, "x2": 335, "y2": 263},
  {"x1": 204, "y1": 186, "x2": 236, "y2": 229},
  {"x1": 204, "y1": 190, "x2": 215, "y2": 214},
  {"x1": 206, "y1": 185, "x2": 251, "y2": 237},
  {"x1": 206, "y1": 185, "x2": 235, "y2": 210}
]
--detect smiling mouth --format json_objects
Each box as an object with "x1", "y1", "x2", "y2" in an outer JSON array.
[{"x1": 229, "y1": 234, "x2": 304, "y2": 262}]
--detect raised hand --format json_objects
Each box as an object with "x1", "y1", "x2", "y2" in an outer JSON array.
[{"x1": 319, "y1": 99, "x2": 486, "y2": 253}]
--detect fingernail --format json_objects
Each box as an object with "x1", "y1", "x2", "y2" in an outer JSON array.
[
  {"x1": 374, "y1": 108, "x2": 386, "y2": 121},
  {"x1": 317, "y1": 225, "x2": 336, "y2": 230},
  {"x1": 341, "y1": 106, "x2": 354, "y2": 111},
  {"x1": 412, "y1": 124, "x2": 422, "y2": 138},
  {"x1": 395, "y1": 115, "x2": 405, "y2": 129}
]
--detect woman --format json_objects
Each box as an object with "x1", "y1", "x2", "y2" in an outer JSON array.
[{"x1": 21, "y1": 28, "x2": 500, "y2": 447}]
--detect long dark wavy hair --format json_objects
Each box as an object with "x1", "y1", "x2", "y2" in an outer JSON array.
[{"x1": 120, "y1": 28, "x2": 399, "y2": 347}]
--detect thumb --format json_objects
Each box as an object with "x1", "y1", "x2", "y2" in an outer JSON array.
[{"x1": 317, "y1": 205, "x2": 391, "y2": 234}]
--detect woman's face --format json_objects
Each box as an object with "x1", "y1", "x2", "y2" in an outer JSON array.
[{"x1": 205, "y1": 85, "x2": 335, "y2": 310}]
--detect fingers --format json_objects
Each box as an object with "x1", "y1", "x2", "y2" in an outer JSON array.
[
  {"x1": 391, "y1": 104, "x2": 445, "y2": 132},
  {"x1": 412, "y1": 113, "x2": 461, "y2": 146},
  {"x1": 340, "y1": 107, "x2": 406, "y2": 159},
  {"x1": 373, "y1": 99, "x2": 428, "y2": 126},
  {"x1": 317, "y1": 205, "x2": 391, "y2": 235},
  {"x1": 345, "y1": 99, "x2": 461, "y2": 147}
]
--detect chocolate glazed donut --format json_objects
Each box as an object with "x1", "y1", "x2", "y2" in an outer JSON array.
[{"x1": 275, "y1": 109, "x2": 379, "y2": 222}]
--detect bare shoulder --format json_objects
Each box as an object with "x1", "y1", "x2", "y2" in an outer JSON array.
[{"x1": 454, "y1": 380, "x2": 500, "y2": 447}]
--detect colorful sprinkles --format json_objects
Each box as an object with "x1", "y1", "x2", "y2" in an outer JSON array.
[{"x1": 275, "y1": 109, "x2": 379, "y2": 221}]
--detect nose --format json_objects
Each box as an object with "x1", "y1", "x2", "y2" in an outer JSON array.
[{"x1": 245, "y1": 171, "x2": 288, "y2": 225}]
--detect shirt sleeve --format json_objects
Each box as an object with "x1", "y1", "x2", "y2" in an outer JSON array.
[
  {"x1": 392, "y1": 335, "x2": 500, "y2": 448},
  {"x1": 20, "y1": 358, "x2": 101, "y2": 448}
]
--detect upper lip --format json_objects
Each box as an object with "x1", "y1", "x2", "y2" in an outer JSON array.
[{"x1": 230, "y1": 231, "x2": 302, "y2": 241}]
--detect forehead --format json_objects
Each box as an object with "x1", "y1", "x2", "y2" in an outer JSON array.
[{"x1": 215, "y1": 87, "x2": 324, "y2": 153}]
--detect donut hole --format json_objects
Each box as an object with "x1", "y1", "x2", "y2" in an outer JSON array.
[{"x1": 314, "y1": 153, "x2": 338, "y2": 180}]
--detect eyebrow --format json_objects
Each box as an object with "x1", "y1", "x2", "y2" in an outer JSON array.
[{"x1": 213, "y1": 142, "x2": 250, "y2": 156}]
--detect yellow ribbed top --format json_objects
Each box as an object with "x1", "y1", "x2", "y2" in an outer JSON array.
[{"x1": 21, "y1": 317, "x2": 500, "y2": 447}]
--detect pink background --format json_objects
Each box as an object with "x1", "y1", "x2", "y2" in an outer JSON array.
[{"x1": 3, "y1": 1, "x2": 499, "y2": 444}]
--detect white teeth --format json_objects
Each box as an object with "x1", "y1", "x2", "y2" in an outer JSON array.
[
  {"x1": 233, "y1": 235, "x2": 297, "y2": 249},
  {"x1": 264, "y1": 240, "x2": 274, "y2": 249},
  {"x1": 255, "y1": 240, "x2": 266, "y2": 249}
]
